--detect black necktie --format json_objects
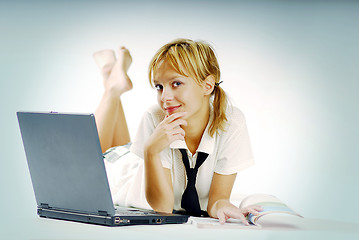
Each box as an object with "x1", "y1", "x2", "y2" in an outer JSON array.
[{"x1": 179, "y1": 149, "x2": 209, "y2": 217}]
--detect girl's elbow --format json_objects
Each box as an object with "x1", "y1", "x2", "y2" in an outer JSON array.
[
  {"x1": 152, "y1": 205, "x2": 173, "y2": 214},
  {"x1": 145, "y1": 193, "x2": 174, "y2": 213}
]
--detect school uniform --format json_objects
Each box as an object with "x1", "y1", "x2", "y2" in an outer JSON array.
[{"x1": 104, "y1": 104, "x2": 254, "y2": 212}]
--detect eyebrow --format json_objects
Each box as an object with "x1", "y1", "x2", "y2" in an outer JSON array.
[{"x1": 153, "y1": 76, "x2": 183, "y2": 85}]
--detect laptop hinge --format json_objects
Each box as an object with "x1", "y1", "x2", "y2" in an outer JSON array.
[
  {"x1": 98, "y1": 210, "x2": 109, "y2": 216},
  {"x1": 40, "y1": 203, "x2": 50, "y2": 209}
]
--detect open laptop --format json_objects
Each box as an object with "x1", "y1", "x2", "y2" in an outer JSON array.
[{"x1": 17, "y1": 111, "x2": 189, "y2": 226}]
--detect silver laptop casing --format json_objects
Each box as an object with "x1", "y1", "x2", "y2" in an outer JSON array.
[{"x1": 17, "y1": 111, "x2": 188, "y2": 226}]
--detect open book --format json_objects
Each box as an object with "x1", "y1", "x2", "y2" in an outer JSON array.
[
  {"x1": 240, "y1": 193, "x2": 302, "y2": 226},
  {"x1": 189, "y1": 194, "x2": 302, "y2": 229}
]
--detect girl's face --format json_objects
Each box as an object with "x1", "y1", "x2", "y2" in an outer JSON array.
[{"x1": 153, "y1": 60, "x2": 209, "y2": 120}]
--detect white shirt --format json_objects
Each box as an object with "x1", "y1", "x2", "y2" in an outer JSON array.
[{"x1": 130, "y1": 104, "x2": 254, "y2": 211}]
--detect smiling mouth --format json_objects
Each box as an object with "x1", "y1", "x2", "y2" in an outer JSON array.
[{"x1": 165, "y1": 105, "x2": 181, "y2": 114}]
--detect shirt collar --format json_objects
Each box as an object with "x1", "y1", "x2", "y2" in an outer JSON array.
[{"x1": 170, "y1": 107, "x2": 215, "y2": 155}]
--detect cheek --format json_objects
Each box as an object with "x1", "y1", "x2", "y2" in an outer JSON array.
[
  {"x1": 189, "y1": 93, "x2": 206, "y2": 112},
  {"x1": 157, "y1": 93, "x2": 162, "y2": 105},
  {"x1": 184, "y1": 89, "x2": 201, "y2": 104}
]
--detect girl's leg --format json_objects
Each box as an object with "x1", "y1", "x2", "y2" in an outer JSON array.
[
  {"x1": 93, "y1": 47, "x2": 133, "y2": 152},
  {"x1": 112, "y1": 99, "x2": 131, "y2": 147}
]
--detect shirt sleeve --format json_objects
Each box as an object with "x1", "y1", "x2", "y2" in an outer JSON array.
[
  {"x1": 130, "y1": 106, "x2": 172, "y2": 169},
  {"x1": 214, "y1": 107, "x2": 255, "y2": 175}
]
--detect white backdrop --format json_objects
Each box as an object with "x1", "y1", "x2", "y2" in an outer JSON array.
[{"x1": 1, "y1": 2, "x2": 358, "y2": 237}]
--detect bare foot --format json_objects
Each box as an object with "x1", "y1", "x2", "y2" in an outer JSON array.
[
  {"x1": 117, "y1": 46, "x2": 132, "y2": 73},
  {"x1": 92, "y1": 49, "x2": 116, "y2": 80},
  {"x1": 105, "y1": 46, "x2": 133, "y2": 97},
  {"x1": 93, "y1": 47, "x2": 133, "y2": 97}
]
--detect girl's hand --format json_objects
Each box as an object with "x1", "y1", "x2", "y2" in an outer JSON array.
[
  {"x1": 145, "y1": 112, "x2": 187, "y2": 156},
  {"x1": 215, "y1": 200, "x2": 263, "y2": 225}
]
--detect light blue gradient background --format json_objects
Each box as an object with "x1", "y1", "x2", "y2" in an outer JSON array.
[{"x1": 1, "y1": 0, "x2": 358, "y2": 239}]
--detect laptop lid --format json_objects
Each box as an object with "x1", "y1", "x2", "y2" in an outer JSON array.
[{"x1": 17, "y1": 111, "x2": 115, "y2": 216}]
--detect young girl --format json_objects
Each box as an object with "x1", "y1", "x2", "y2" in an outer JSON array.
[{"x1": 93, "y1": 39, "x2": 262, "y2": 225}]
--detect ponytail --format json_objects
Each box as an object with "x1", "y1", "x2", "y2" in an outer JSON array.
[{"x1": 209, "y1": 85, "x2": 228, "y2": 137}]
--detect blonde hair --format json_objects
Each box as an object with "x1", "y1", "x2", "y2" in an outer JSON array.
[{"x1": 148, "y1": 38, "x2": 228, "y2": 137}]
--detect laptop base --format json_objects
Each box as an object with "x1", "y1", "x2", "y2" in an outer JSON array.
[{"x1": 38, "y1": 207, "x2": 188, "y2": 226}]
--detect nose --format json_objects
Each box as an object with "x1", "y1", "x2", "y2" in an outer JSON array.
[{"x1": 160, "y1": 86, "x2": 174, "y2": 102}]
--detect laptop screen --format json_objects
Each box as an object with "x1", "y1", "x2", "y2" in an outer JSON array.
[{"x1": 17, "y1": 112, "x2": 115, "y2": 216}]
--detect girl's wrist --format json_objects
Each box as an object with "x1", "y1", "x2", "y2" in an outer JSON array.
[
  {"x1": 209, "y1": 199, "x2": 229, "y2": 218},
  {"x1": 144, "y1": 145, "x2": 159, "y2": 160}
]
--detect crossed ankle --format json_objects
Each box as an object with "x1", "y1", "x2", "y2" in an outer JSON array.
[{"x1": 103, "y1": 88, "x2": 124, "y2": 100}]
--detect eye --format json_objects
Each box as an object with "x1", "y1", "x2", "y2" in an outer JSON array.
[
  {"x1": 172, "y1": 81, "x2": 182, "y2": 87},
  {"x1": 155, "y1": 84, "x2": 163, "y2": 91}
]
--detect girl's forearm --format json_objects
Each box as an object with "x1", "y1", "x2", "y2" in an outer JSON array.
[{"x1": 143, "y1": 151, "x2": 174, "y2": 213}]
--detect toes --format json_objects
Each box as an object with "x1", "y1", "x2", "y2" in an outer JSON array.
[{"x1": 118, "y1": 46, "x2": 129, "y2": 53}]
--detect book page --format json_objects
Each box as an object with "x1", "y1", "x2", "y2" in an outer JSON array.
[
  {"x1": 239, "y1": 194, "x2": 302, "y2": 224},
  {"x1": 188, "y1": 216, "x2": 260, "y2": 229}
]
